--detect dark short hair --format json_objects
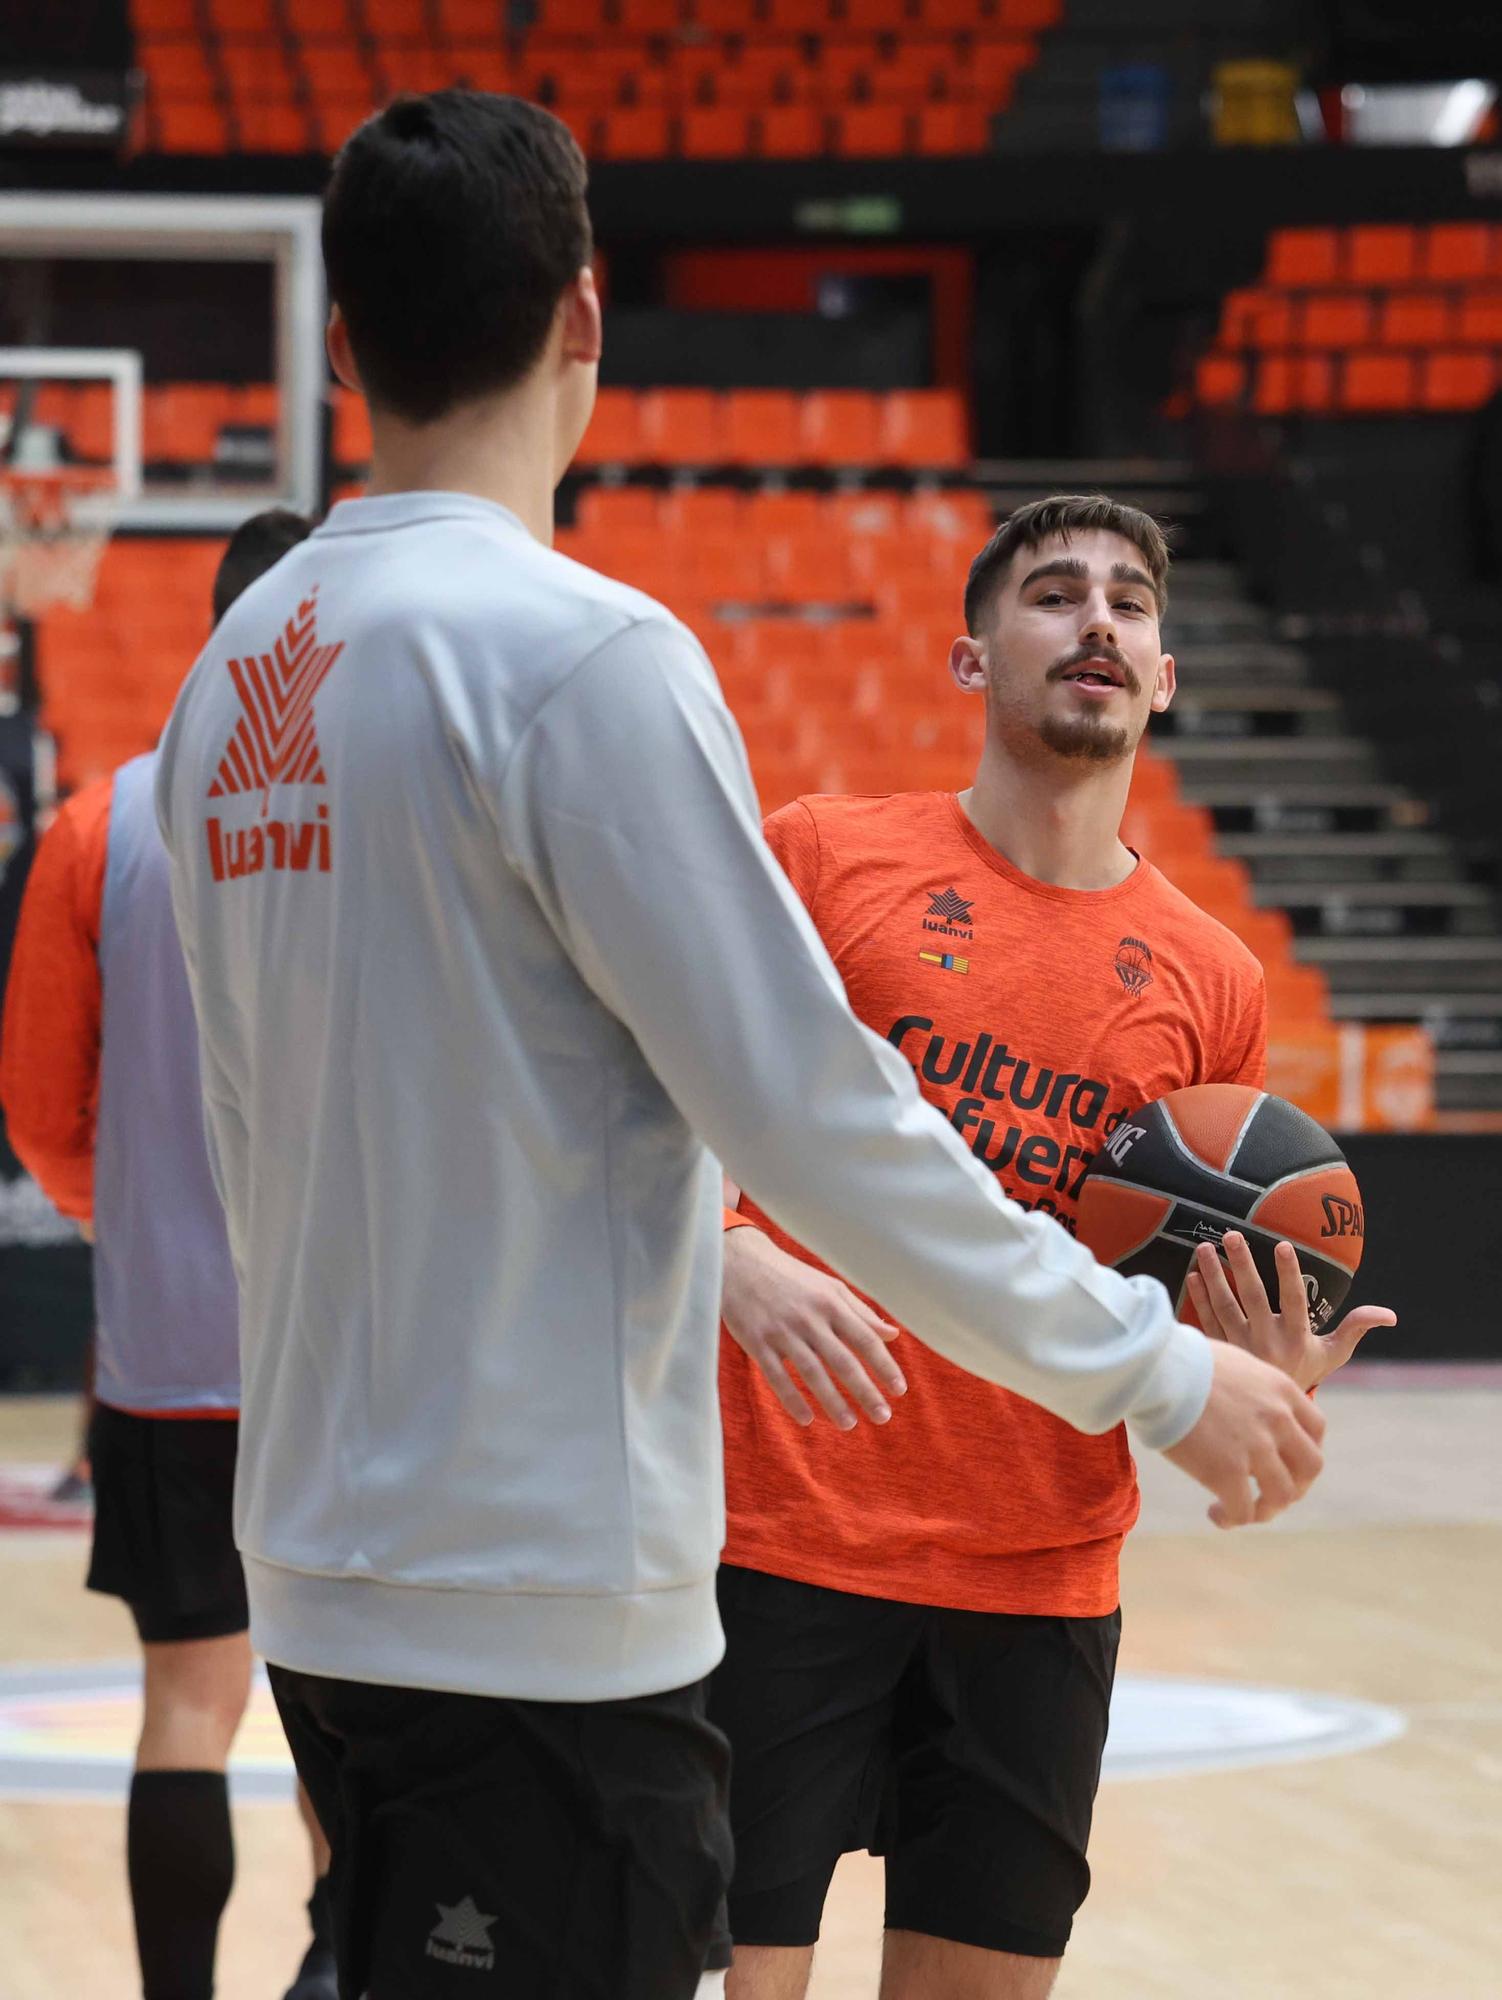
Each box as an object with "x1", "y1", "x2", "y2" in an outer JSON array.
[
  {"x1": 964, "y1": 494, "x2": 1172, "y2": 635},
  {"x1": 212, "y1": 507, "x2": 314, "y2": 625},
  {"x1": 322, "y1": 90, "x2": 592, "y2": 425}
]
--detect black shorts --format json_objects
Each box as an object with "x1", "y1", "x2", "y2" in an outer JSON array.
[
  {"x1": 709, "y1": 1565, "x2": 1119, "y2": 1960},
  {"x1": 269, "y1": 1664, "x2": 734, "y2": 2000},
  {"x1": 86, "y1": 1402, "x2": 248, "y2": 1645}
]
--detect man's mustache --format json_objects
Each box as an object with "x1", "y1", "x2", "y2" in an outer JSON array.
[{"x1": 1046, "y1": 644, "x2": 1140, "y2": 697}]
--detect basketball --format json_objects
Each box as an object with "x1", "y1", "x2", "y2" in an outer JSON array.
[{"x1": 1077, "y1": 1084, "x2": 1364, "y2": 1334}]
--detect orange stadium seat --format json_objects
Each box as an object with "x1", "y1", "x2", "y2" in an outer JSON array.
[
  {"x1": 332, "y1": 390, "x2": 373, "y2": 470},
  {"x1": 1195, "y1": 355, "x2": 1247, "y2": 406},
  {"x1": 1419, "y1": 222, "x2": 1496, "y2": 283},
  {"x1": 842, "y1": 0, "x2": 915, "y2": 30},
  {"x1": 617, "y1": 0, "x2": 684, "y2": 30},
  {"x1": 1340, "y1": 352, "x2": 1415, "y2": 412},
  {"x1": 765, "y1": 534, "x2": 853, "y2": 603},
  {"x1": 834, "y1": 105, "x2": 911, "y2": 155},
  {"x1": 997, "y1": 0, "x2": 1061, "y2": 23},
  {"x1": 915, "y1": 103, "x2": 990, "y2": 152},
  {"x1": 295, "y1": 0, "x2": 358, "y2": 39},
  {"x1": 437, "y1": 0, "x2": 507, "y2": 38},
  {"x1": 1419, "y1": 350, "x2": 1496, "y2": 411},
  {"x1": 155, "y1": 102, "x2": 231, "y2": 151},
  {"x1": 300, "y1": 44, "x2": 376, "y2": 98},
  {"x1": 206, "y1": 0, "x2": 280, "y2": 30},
  {"x1": 575, "y1": 486, "x2": 662, "y2": 534},
  {"x1": 362, "y1": 0, "x2": 430, "y2": 36},
  {"x1": 136, "y1": 0, "x2": 200, "y2": 25},
  {"x1": 218, "y1": 39, "x2": 297, "y2": 101},
  {"x1": 378, "y1": 47, "x2": 458, "y2": 96},
  {"x1": 599, "y1": 107, "x2": 672, "y2": 157},
  {"x1": 723, "y1": 390, "x2": 802, "y2": 466},
  {"x1": 764, "y1": 0, "x2": 831, "y2": 29},
  {"x1": 681, "y1": 106, "x2": 753, "y2": 156},
  {"x1": 140, "y1": 37, "x2": 218, "y2": 98},
  {"x1": 915, "y1": 0, "x2": 987, "y2": 22},
  {"x1": 880, "y1": 389, "x2": 969, "y2": 467},
  {"x1": 745, "y1": 486, "x2": 825, "y2": 531},
  {"x1": 660, "y1": 488, "x2": 745, "y2": 536},
  {"x1": 1297, "y1": 293, "x2": 1373, "y2": 349},
  {"x1": 446, "y1": 46, "x2": 513, "y2": 91},
  {"x1": 1265, "y1": 227, "x2": 1340, "y2": 288},
  {"x1": 969, "y1": 39, "x2": 1034, "y2": 94},
  {"x1": 758, "y1": 105, "x2": 827, "y2": 156},
  {"x1": 638, "y1": 389, "x2": 725, "y2": 464},
  {"x1": 534, "y1": 0, "x2": 609, "y2": 29},
  {"x1": 1346, "y1": 225, "x2": 1418, "y2": 287},
  {"x1": 236, "y1": 102, "x2": 313, "y2": 149},
  {"x1": 144, "y1": 385, "x2": 229, "y2": 464},
  {"x1": 799, "y1": 391, "x2": 882, "y2": 465},
  {"x1": 1457, "y1": 290, "x2": 1502, "y2": 344},
  {"x1": 1375, "y1": 291, "x2": 1452, "y2": 347},
  {"x1": 574, "y1": 388, "x2": 641, "y2": 464}
]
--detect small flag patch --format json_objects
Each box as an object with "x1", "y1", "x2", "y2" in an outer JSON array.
[{"x1": 919, "y1": 950, "x2": 969, "y2": 975}]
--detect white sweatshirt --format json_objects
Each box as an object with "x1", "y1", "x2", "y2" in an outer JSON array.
[{"x1": 156, "y1": 491, "x2": 1211, "y2": 1703}]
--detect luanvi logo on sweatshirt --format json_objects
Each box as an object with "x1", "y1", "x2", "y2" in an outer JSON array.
[
  {"x1": 923, "y1": 886, "x2": 974, "y2": 940},
  {"x1": 425, "y1": 1896, "x2": 497, "y2": 1972},
  {"x1": 204, "y1": 589, "x2": 343, "y2": 883}
]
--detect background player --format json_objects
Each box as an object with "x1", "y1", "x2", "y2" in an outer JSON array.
[
  {"x1": 713, "y1": 494, "x2": 1395, "y2": 2000},
  {"x1": 0, "y1": 509, "x2": 336, "y2": 2000},
  {"x1": 155, "y1": 95, "x2": 1323, "y2": 2000}
]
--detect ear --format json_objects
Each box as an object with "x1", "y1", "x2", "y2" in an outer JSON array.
[
  {"x1": 326, "y1": 307, "x2": 362, "y2": 394},
  {"x1": 1150, "y1": 652, "x2": 1176, "y2": 715},
  {"x1": 559, "y1": 266, "x2": 604, "y2": 368},
  {"x1": 949, "y1": 634, "x2": 987, "y2": 695}
]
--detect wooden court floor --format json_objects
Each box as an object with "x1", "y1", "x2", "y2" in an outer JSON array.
[{"x1": 2, "y1": 1378, "x2": 1499, "y2": 2000}]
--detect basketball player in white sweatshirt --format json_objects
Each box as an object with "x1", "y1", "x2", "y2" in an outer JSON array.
[{"x1": 156, "y1": 90, "x2": 1324, "y2": 2000}]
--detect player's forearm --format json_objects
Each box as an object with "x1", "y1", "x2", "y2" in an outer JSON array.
[{"x1": 513, "y1": 630, "x2": 1209, "y2": 1449}]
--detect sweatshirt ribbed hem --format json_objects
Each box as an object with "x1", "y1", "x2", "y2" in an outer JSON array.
[{"x1": 245, "y1": 1557, "x2": 725, "y2": 1703}]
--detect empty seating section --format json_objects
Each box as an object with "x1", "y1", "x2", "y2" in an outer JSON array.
[
  {"x1": 130, "y1": 0, "x2": 1062, "y2": 155},
  {"x1": 1192, "y1": 223, "x2": 1502, "y2": 416},
  {"x1": 332, "y1": 386, "x2": 970, "y2": 475},
  {"x1": 2, "y1": 382, "x2": 279, "y2": 472},
  {"x1": 32, "y1": 485, "x2": 1329, "y2": 1030},
  {"x1": 35, "y1": 540, "x2": 223, "y2": 792}
]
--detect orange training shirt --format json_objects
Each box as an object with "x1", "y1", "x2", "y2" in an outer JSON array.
[
  {"x1": 0, "y1": 776, "x2": 112, "y2": 1223},
  {"x1": 719, "y1": 789, "x2": 1267, "y2": 1617}
]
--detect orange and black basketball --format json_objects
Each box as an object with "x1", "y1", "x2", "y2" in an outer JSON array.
[{"x1": 1077, "y1": 1084, "x2": 1364, "y2": 1333}]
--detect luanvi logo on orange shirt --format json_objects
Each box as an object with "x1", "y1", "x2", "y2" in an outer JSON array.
[{"x1": 204, "y1": 590, "x2": 343, "y2": 884}]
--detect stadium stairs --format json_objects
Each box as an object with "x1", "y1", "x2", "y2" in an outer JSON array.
[{"x1": 1178, "y1": 220, "x2": 1502, "y2": 1115}]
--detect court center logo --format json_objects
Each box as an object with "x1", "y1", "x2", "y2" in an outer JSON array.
[
  {"x1": 923, "y1": 887, "x2": 975, "y2": 941},
  {"x1": 204, "y1": 587, "x2": 343, "y2": 884},
  {"x1": 1114, "y1": 935, "x2": 1154, "y2": 996},
  {"x1": 426, "y1": 1896, "x2": 497, "y2": 1972}
]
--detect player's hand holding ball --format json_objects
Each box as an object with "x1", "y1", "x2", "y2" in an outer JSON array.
[{"x1": 1187, "y1": 1232, "x2": 1396, "y2": 1392}]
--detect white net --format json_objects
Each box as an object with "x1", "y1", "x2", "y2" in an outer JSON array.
[{"x1": 0, "y1": 471, "x2": 118, "y2": 617}]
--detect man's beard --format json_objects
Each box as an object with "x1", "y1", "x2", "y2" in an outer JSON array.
[
  {"x1": 1037, "y1": 709, "x2": 1134, "y2": 763},
  {"x1": 988, "y1": 640, "x2": 1140, "y2": 765}
]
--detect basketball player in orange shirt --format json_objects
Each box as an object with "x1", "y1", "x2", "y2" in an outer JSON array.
[{"x1": 712, "y1": 494, "x2": 1395, "y2": 1999}]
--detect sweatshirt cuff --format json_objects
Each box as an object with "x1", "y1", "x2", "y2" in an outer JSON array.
[{"x1": 1124, "y1": 1322, "x2": 1214, "y2": 1452}]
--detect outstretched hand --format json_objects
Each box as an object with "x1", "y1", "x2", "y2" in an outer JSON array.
[{"x1": 1186, "y1": 1232, "x2": 1397, "y2": 1393}]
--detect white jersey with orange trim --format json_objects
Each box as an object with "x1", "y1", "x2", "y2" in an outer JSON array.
[{"x1": 156, "y1": 490, "x2": 1211, "y2": 1705}]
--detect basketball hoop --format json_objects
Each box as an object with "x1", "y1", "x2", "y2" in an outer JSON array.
[{"x1": 0, "y1": 468, "x2": 119, "y2": 618}]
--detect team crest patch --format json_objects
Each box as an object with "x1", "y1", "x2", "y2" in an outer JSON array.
[{"x1": 1114, "y1": 936, "x2": 1154, "y2": 996}]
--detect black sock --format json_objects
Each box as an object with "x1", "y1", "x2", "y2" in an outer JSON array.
[
  {"x1": 308, "y1": 1872, "x2": 333, "y2": 1950},
  {"x1": 127, "y1": 1770, "x2": 235, "y2": 2000}
]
